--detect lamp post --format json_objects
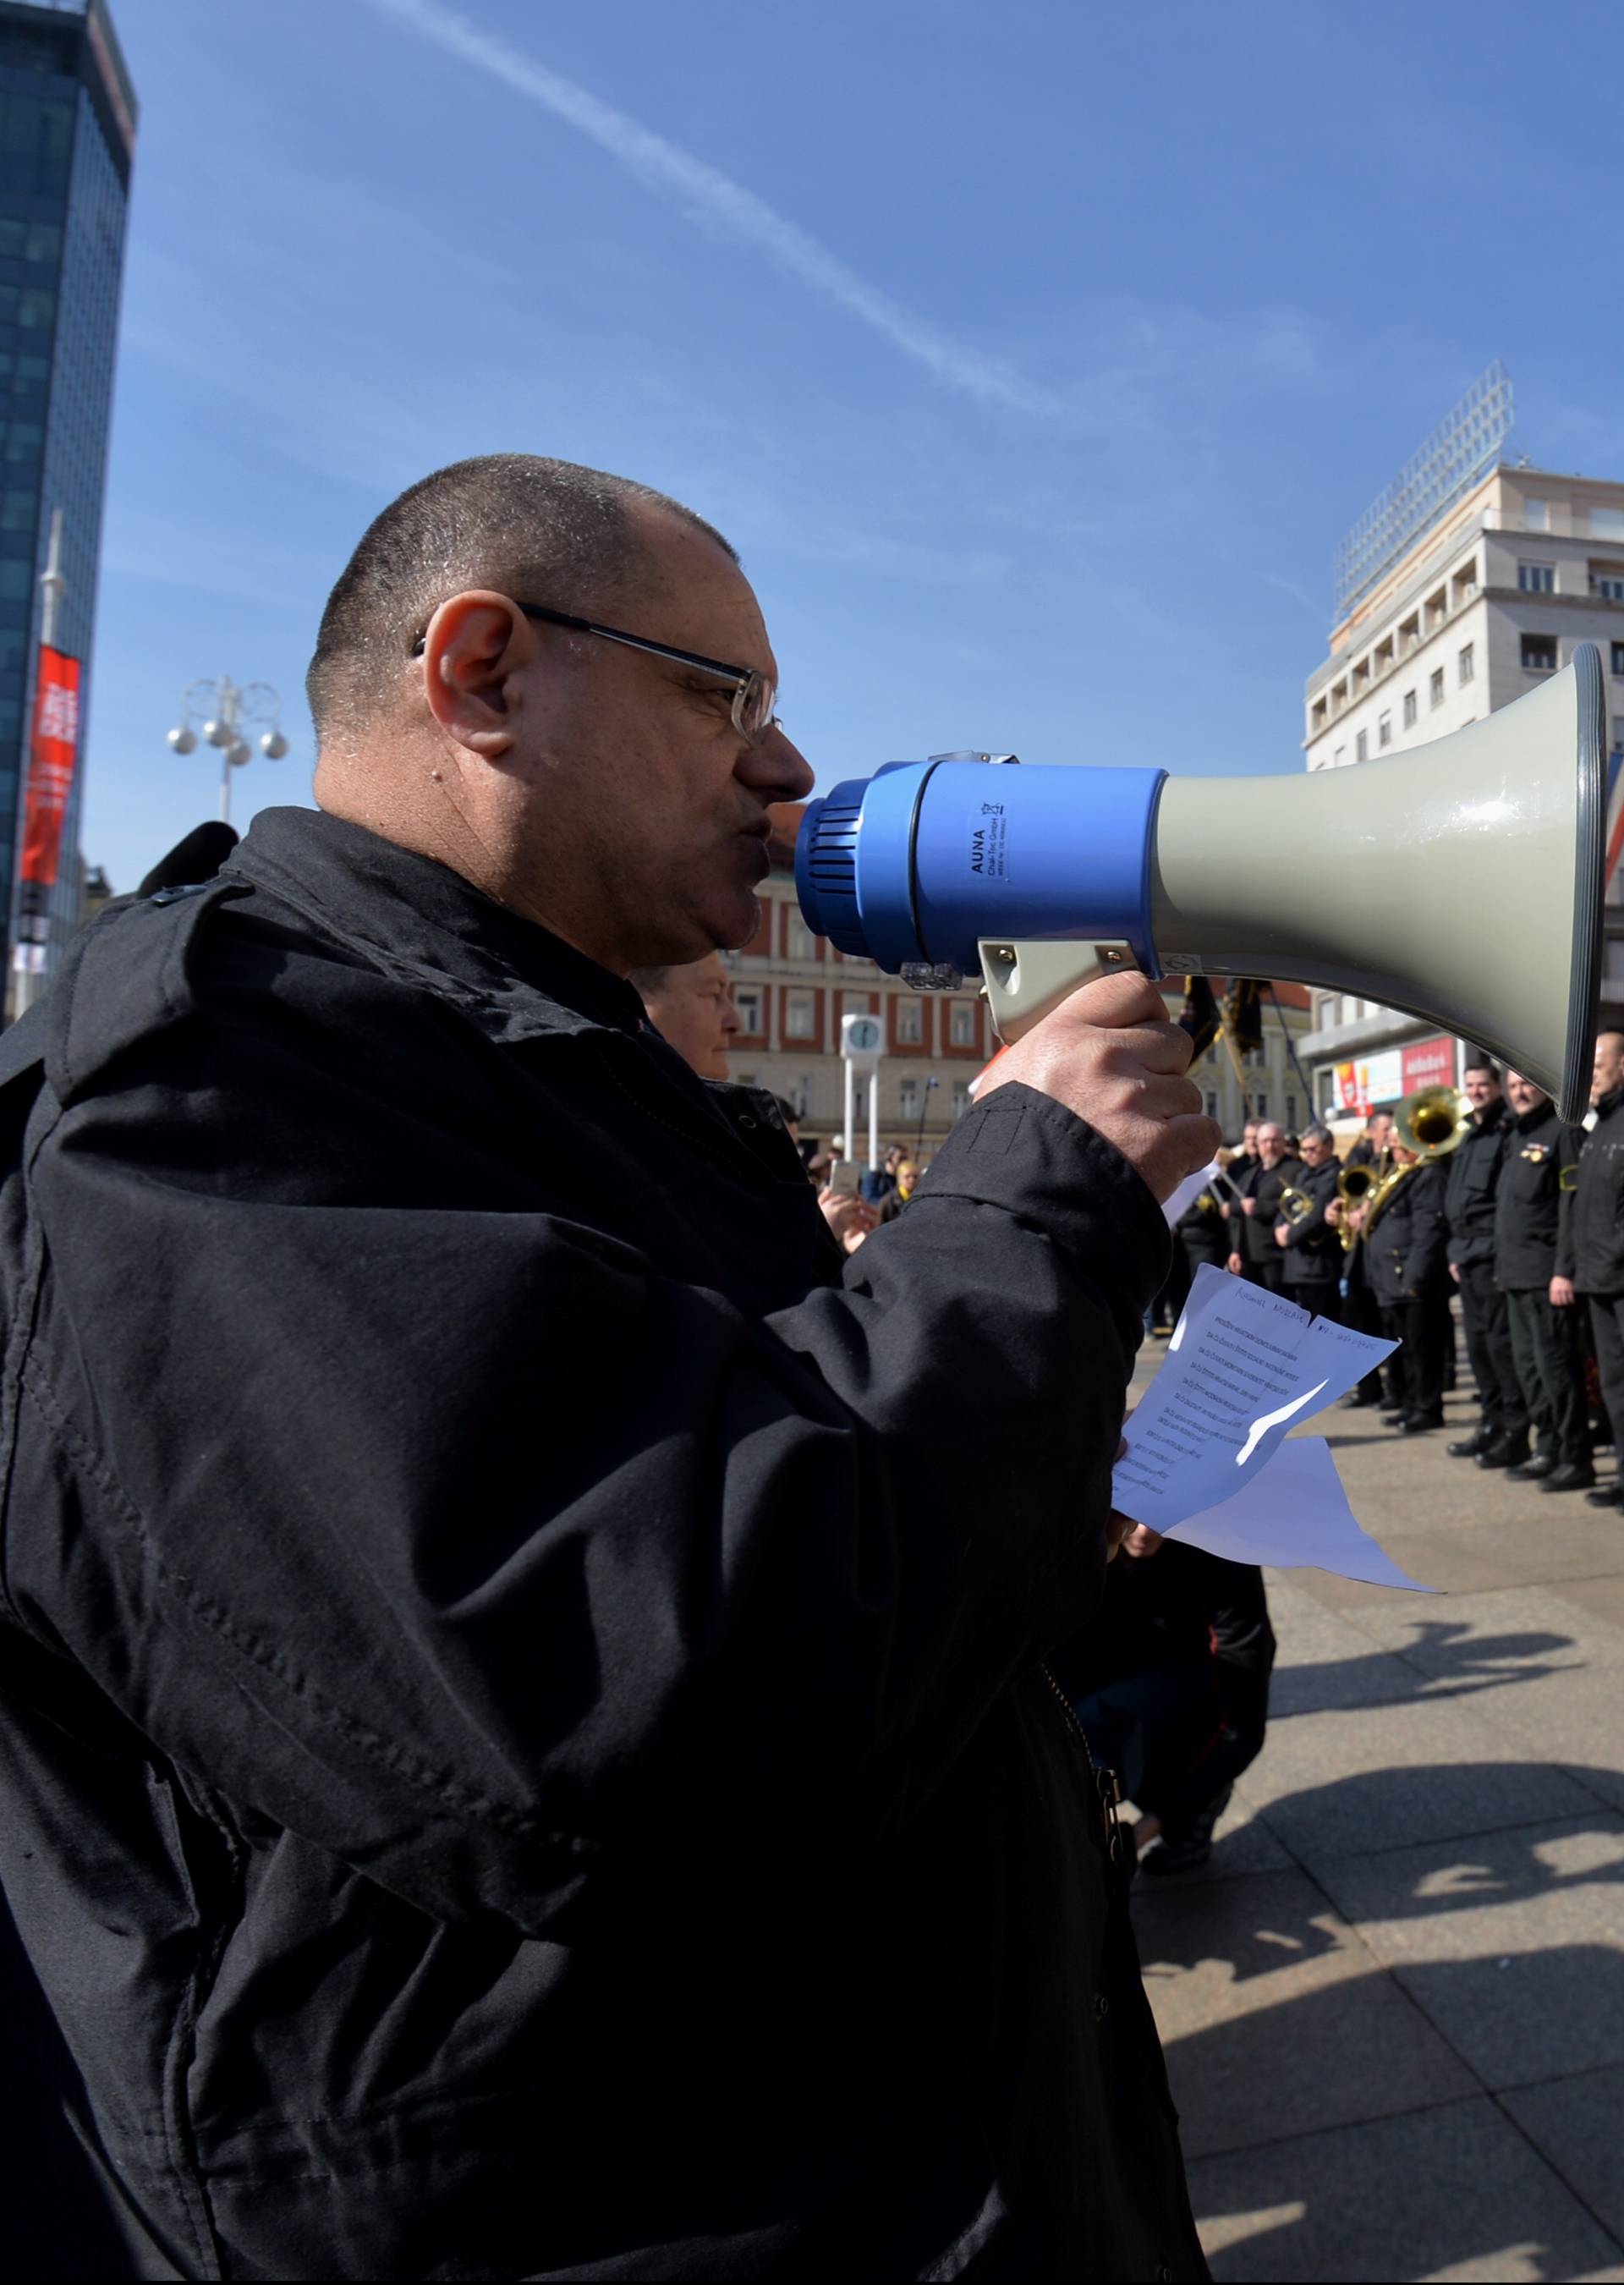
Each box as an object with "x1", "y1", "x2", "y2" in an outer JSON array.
[{"x1": 166, "y1": 678, "x2": 288, "y2": 824}]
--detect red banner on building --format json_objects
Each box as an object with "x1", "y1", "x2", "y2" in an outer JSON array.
[
  {"x1": 1401, "y1": 1035, "x2": 1457, "y2": 1092},
  {"x1": 19, "y1": 646, "x2": 80, "y2": 889}
]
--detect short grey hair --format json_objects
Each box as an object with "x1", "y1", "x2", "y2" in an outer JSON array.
[
  {"x1": 1302, "y1": 1122, "x2": 1335, "y2": 1151},
  {"x1": 306, "y1": 453, "x2": 737, "y2": 744}
]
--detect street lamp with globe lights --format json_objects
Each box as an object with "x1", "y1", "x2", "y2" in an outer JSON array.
[{"x1": 167, "y1": 677, "x2": 288, "y2": 824}]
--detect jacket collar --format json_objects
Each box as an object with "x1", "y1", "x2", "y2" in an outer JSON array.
[
  {"x1": 1514, "y1": 1100, "x2": 1558, "y2": 1134},
  {"x1": 224, "y1": 808, "x2": 650, "y2": 1046}
]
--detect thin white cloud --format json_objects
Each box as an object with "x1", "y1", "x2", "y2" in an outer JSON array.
[{"x1": 368, "y1": 0, "x2": 1069, "y2": 420}]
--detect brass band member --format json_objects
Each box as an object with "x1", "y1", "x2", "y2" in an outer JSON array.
[
  {"x1": 1570, "y1": 1030, "x2": 1624, "y2": 1508},
  {"x1": 1272, "y1": 1123, "x2": 1341, "y2": 1319},
  {"x1": 1494, "y1": 1072, "x2": 1590, "y2": 1491},
  {"x1": 1444, "y1": 1059, "x2": 1529, "y2": 1467},
  {"x1": 1228, "y1": 1120, "x2": 1302, "y2": 1294}
]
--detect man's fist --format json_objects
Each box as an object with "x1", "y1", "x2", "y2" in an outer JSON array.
[{"x1": 979, "y1": 969, "x2": 1220, "y2": 1203}]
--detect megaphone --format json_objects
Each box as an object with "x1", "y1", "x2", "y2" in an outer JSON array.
[{"x1": 795, "y1": 643, "x2": 1606, "y2": 1124}]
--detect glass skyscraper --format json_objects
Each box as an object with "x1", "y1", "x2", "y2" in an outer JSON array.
[{"x1": 0, "y1": 0, "x2": 133, "y2": 986}]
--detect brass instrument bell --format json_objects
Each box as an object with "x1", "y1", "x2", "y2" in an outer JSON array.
[
  {"x1": 1395, "y1": 1082, "x2": 1473, "y2": 1160},
  {"x1": 1278, "y1": 1185, "x2": 1315, "y2": 1227}
]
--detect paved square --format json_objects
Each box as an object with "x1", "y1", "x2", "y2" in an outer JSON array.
[{"x1": 1124, "y1": 1335, "x2": 1624, "y2": 2280}]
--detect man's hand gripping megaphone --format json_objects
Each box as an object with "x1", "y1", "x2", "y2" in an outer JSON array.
[{"x1": 978, "y1": 967, "x2": 1221, "y2": 1206}]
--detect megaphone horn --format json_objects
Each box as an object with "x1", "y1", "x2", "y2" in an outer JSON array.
[{"x1": 794, "y1": 645, "x2": 1606, "y2": 1124}]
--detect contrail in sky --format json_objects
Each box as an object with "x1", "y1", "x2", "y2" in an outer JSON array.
[{"x1": 370, "y1": 0, "x2": 1067, "y2": 420}]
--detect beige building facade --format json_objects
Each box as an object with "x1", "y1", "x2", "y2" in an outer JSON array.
[{"x1": 1297, "y1": 460, "x2": 1624, "y2": 1111}]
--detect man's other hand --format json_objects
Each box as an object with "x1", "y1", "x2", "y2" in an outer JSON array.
[
  {"x1": 979, "y1": 971, "x2": 1220, "y2": 1203},
  {"x1": 819, "y1": 1188, "x2": 878, "y2": 1254}
]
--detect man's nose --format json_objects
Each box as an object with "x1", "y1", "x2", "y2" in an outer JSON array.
[{"x1": 742, "y1": 724, "x2": 815, "y2": 802}]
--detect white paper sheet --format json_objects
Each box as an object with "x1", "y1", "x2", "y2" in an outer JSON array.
[
  {"x1": 1163, "y1": 1434, "x2": 1435, "y2": 1592},
  {"x1": 1113, "y1": 1264, "x2": 1396, "y2": 1534},
  {"x1": 1111, "y1": 1262, "x2": 1431, "y2": 1590},
  {"x1": 1160, "y1": 1159, "x2": 1224, "y2": 1228}
]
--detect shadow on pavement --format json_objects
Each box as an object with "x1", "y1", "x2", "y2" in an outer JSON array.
[
  {"x1": 1134, "y1": 1763, "x2": 1624, "y2": 2280},
  {"x1": 1271, "y1": 1620, "x2": 1583, "y2": 1718}
]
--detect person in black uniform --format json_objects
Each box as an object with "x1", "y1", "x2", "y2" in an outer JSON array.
[
  {"x1": 1273, "y1": 1121, "x2": 1342, "y2": 1318},
  {"x1": 1228, "y1": 1120, "x2": 1303, "y2": 1293},
  {"x1": 1176, "y1": 1174, "x2": 1231, "y2": 1288},
  {"x1": 1363, "y1": 1137, "x2": 1451, "y2": 1431},
  {"x1": 1495, "y1": 1070, "x2": 1591, "y2": 1492},
  {"x1": 1572, "y1": 1028, "x2": 1624, "y2": 1509},
  {"x1": 1444, "y1": 1060, "x2": 1528, "y2": 1465},
  {"x1": 1337, "y1": 1108, "x2": 1397, "y2": 1409}
]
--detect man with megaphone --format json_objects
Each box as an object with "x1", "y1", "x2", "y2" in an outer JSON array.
[{"x1": 0, "y1": 456, "x2": 1218, "y2": 2283}]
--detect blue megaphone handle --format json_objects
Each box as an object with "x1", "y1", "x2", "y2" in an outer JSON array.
[{"x1": 795, "y1": 758, "x2": 1170, "y2": 977}]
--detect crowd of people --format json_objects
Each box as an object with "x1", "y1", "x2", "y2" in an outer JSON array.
[{"x1": 1160, "y1": 1034, "x2": 1624, "y2": 1506}]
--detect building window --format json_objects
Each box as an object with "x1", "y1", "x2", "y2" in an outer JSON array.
[
  {"x1": 1429, "y1": 667, "x2": 1446, "y2": 709},
  {"x1": 733, "y1": 986, "x2": 763, "y2": 1033},
  {"x1": 1517, "y1": 562, "x2": 1555, "y2": 594},
  {"x1": 1522, "y1": 634, "x2": 1558, "y2": 673},
  {"x1": 788, "y1": 1076, "x2": 810, "y2": 1118},
  {"x1": 950, "y1": 1002, "x2": 977, "y2": 1047},
  {"x1": 1402, "y1": 689, "x2": 1417, "y2": 728},
  {"x1": 785, "y1": 988, "x2": 815, "y2": 1039},
  {"x1": 1378, "y1": 711, "x2": 1392, "y2": 748},
  {"x1": 1254, "y1": 1093, "x2": 1269, "y2": 1121},
  {"x1": 1612, "y1": 643, "x2": 1624, "y2": 679},
  {"x1": 841, "y1": 991, "x2": 870, "y2": 1016},
  {"x1": 1333, "y1": 744, "x2": 1346, "y2": 766},
  {"x1": 1592, "y1": 507, "x2": 1624, "y2": 541},
  {"x1": 952, "y1": 1082, "x2": 973, "y2": 1119},
  {"x1": 1286, "y1": 1094, "x2": 1298, "y2": 1131},
  {"x1": 1355, "y1": 729, "x2": 1369, "y2": 763},
  {"x1": 0, "y1": 489, "x2": 34, "y2": 532},
  {"x1": 1204, "y1": 1090, "x2": 1218, "y2": 1119},
  {"x1": 894, "y1": 996, "x2": 922, "y2": 1045},
  {"x1": 1523, "y1": 499, "x2": 1550, "y2": 531},
  {"x1": 786, "y1": 910, "x2": 816, "y2": 960},
  {"x1": 1594, "y1": 574, "x2": 1624, "y2": 604},
  {"x1": 898, "y1": 1078, "x2": 920, "y2": 1121},
  {"x1": 1458, "y1": 642, "x2": 1475, "y2": 685}
]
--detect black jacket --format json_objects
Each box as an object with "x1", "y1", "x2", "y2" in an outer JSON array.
[
  {"x1": 1276, "y1": 1158, "x2": 1341, "y2": 1289},
  {"x1": 1237, "y1": 1153, "x2": 1303, "y2": 1267},
  {"x1": 1364, "y1": 1158, "x2": 1450, "y2": 1307},
  {"x1": 1494, "y1": 1101, "x2": 1578, "y2": 1291},
  {"x1": 1572, "y1": 1088, "x2": 1624, "y2": 1295},
  {"x1": 1444, "y1": 1100, "x2": 1511, "y2": 1269},
  {"x1": 0, "y1": 811, "x2": 1204, "y2": 2282},
  {"x1": 1176, "y1": 1184, "x2": 1229, "y2": 1272}
]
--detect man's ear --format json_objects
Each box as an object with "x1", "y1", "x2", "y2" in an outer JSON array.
[{"x1": 420, "y1": 590, "x2": 533, "y2": 760}]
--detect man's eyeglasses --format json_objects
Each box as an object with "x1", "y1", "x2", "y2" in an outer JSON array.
[{"x1": 412, "y1": 601, "x2": 779, "y2": 745}]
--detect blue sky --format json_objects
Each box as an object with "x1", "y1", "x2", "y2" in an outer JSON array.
[{"x1": 85, "y1": 0, "x2": 1624, "y2": 889}]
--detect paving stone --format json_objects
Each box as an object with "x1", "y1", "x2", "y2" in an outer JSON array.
[
  {"x1": 1187, "y1": 2095, "x2": 1624, "y2": 2282},
  {"x1": 1501, "y1": 2063, "x2": 1624, "y2": 2250},
  {"x1": 1310, "y1": 1815, "x2": 1624, "y2": 2088},
  {"x1": 1238, "y1": 1701, "x2": 1599, "y2": 1865},
  {"x1": 1133, "y1": 1869, "x2": 1473, "y2": 2158}
]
